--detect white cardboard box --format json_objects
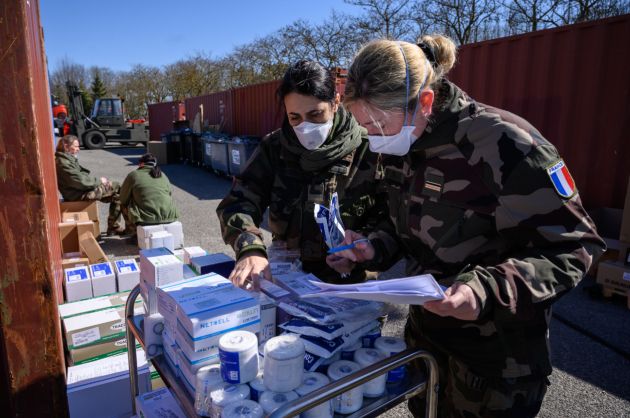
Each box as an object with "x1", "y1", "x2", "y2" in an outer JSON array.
[
  {"x1": 90, "y1": 262, "x2": 117, "y2": 296},
  {"x1": 140, "y1": 248, "x2": 183, "y2": 287},
  {"x1": 164, "y1": 221, "x2": 184, "y2": 249},
  {"x1": 67, "y1": 350, "x2": 150, "y2": 418},
  {"x1": 150, "y1": 231, "x2": 175, "y2": 252},
  {"x1": 138, "y1": 225, "x2": 165, "y2": 249},
  {"x1": 114, "y1": 259, "x2": 140, "y2": 292},
  {"x1": 65, "y1": 266, "x2": 93, "y2": 302},
  {"x1": 58, "y1": 291, "x2": 132, "y2": 319},
  {"x1": 256, "y1": 291, "x2": 277, "y2": 344},
  {"x1": 135, "y1": 387, "x2": 186, "y2": 418},
  {"x1": 183, "y1": 246, "x2": 206, "y2": 265},
  {"x1": 144, "y1": 313, "x2": 165, "y2": 359},
  {"x1": 63, "y1": 305, "x2": 144, "y2": 350}
]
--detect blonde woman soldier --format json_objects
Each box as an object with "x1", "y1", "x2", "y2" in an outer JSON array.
[{"x1": 327, "y1": 36, "x2": 605, "y2": 417}]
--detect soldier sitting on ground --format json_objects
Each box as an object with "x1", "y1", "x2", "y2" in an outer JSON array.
[
  {"x1": 217, "y1": 60, "x2": 386, "y2": 288},
  {"x1": 119, "y1": 153, "x2": 179, "y2": 239},
  {"x1": 55, "y1": 135, "x2": 130, "y2": 235}
]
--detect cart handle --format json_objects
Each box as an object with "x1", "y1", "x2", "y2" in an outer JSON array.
[
  {"x1": 125, "y1": 284, "x2": 142, "y2": 415},
  {"x1": 269, "y1": 348, "x2": 439, "y2": 418}
]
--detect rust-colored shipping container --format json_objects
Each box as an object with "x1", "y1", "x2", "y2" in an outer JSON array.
[
  {"x1": 147, "y1": 101, "x2": 184, "y2": 140},
  {"x1": 232, "y1": 80, "x2": 284, "y2": 137},
  {"x1": 450, "y1": 14, "x2": 630, "y2": 209},
  {"x1": 0, "y1": 0, "x2": 68, "y2": 415},
  {"x1": 185, "y1": 90, "x2": 234, "y2": 134}
]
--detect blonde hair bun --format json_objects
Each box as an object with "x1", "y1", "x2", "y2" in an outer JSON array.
[{"x1": 419, "y1": 35, "x2": 457, "y2": 78}]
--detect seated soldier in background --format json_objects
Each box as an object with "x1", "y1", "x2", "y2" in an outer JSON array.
[
  {"x1": 55, "y1": 135, "x2": 130, "y2": 235},
  {"x1": 119, "y1": 153, "x2": 179, "y2": 239}
]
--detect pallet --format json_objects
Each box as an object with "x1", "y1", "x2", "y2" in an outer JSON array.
[{"x1": 601, "y1": 284, "x2": 630, "y2": 310}]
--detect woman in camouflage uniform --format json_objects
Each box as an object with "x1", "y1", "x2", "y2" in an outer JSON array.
[
  {"x1": 55, "y1": 135, "x2": 129, "y2": 235},
  {"x1": 329, "y1": 36, "x2": 605, "y2": 417},
  {"x1": 217, "y1": 60, "x2": 385, "y2": 288}
]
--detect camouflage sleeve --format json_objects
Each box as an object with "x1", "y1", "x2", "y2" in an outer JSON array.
[
  {"x1": 455, "y1": 145, "x2": 606, "y2": 317},
  {"x1": 216, "y1": 140, "x2": 274, "y2": 260}
]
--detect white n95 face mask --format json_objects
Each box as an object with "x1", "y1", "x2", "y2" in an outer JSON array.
[
  {"x1": 293, "y1": 119, "x2": 333, "y2": 150},
  {"x1": 368, "y1": 126, "x2": 418, "y2": 156}
]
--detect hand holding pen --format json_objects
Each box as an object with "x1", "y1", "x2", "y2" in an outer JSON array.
[{"x1": 326, "y1": 230, "x2": 376, "y2": 275}]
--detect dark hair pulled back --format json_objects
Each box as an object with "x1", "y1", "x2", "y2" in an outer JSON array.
[
  {"x1": 277, "y1": 60, "x2": 336, "y2": 103},
  {"x1": 139, "y1": 153, "x2": 161, "y2": 178}
]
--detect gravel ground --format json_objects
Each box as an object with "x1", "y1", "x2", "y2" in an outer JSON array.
[{"x1": 82, "y1": 145, "x2": 630, "y2": 417}]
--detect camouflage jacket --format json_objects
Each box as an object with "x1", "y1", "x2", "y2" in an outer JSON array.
[
  {"x1": 366, "y1": 80, "x2": 605, "y2": 378},
  {"x1": 55, "y1": 151, "x2": 100, "y2": 201},
  {"x1": 217, "y1": 116, "x2": 385, "y2": 283}
]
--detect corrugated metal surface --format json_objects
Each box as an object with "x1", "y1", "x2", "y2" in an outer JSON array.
[
  {"x1": 147, "y1": 101, "x2": 183, "y2": 140},
  {"x1": 185, "y1": 90, "x2": 234, "y2": 134},
  {"x1": 449, "y1": 14, "x2": 630, "y2": 209},
  {"x1": 233, "y1": 80, "x2": 284, "y2": 137},
  {"x1": 0, "y1": 0, "x2": 68, "y2": 415}
]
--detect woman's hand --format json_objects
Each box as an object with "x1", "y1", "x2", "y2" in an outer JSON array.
[
  {"x1": 331, "y1": 230, "x2": 376, "y2": 264},
  {"x1": 423, "y1": 282, "x2": 480, "y2": 321},
  {"x1": 326, "y1": 254, "x2": 356, "y2": 274},
  {"x1": 228, "y1": 251, "x2": 270, "y2": 289}
]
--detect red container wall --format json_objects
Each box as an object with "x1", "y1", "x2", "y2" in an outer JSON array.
[
  {"x1": 449, "y1": 14, "x2": 630, "y2": 209},
  {"x1": 185, "y1": 91, "x2": 234, "y2": 134},
  {"x1": 233, "y1": 80, "x2": 284, "y2": 137},
  {"x1": 148, "y1": 101, "x2": 182, "y2": 140}
]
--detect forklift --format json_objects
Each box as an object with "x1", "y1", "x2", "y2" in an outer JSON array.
[{"x1": 66, "y1": 82, "x2": 149, "y2": 149}]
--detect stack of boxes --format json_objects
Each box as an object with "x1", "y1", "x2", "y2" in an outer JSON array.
[
  {"x1": 137, "y1": 222, "x2": 184, "y2": 251},
  {"x1": 63, "y1": 258, "x2": 140, "y2": 302},
  {"x1": 596, "y1": 177, "x2": 630, "y2": 308}
]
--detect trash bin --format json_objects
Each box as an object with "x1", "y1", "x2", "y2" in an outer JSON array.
[
  {"x1": 191, "y1": 133, "x2": 204, "y2": 166},
  {"x1": 209, "y1": 137, "x2": 231, "y2": 175},
  {"x1": 201, "y1": 134, "x2": 213, "y2": 168},
  {"x1": 182, "y1": 131, "x2": 193, "y2": 163},
  {"x1": 228, "y1": 136, "x2": 260, "y2": 177}
]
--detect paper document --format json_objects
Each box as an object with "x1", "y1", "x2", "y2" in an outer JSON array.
[{"x1": 302, "y1": 275, "x2": 446, "y2": 305}]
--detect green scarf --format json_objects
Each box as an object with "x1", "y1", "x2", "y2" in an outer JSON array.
[{"x1": 279, "y1": 106, "x2": 363, "y2": 172}]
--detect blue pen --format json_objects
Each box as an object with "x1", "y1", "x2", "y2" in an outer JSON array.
[{"x1": 327, "y1": 239, "x2": 369, "y2": 254}]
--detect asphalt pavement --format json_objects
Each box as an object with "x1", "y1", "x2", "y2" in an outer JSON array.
[{"x1": 82, "y1": 145, "x2": 630, "y2": 417}]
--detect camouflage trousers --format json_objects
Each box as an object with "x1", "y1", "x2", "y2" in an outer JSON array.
[
  {"x1": 405, "y1": 321, "x2": 548, "y2": 418},
  {"x1": 81, "y1": 181, "x2": 127, "y2": 229}
]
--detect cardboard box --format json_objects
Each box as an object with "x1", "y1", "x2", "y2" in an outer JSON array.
[
  {"x1": 114, "y1": 259, "x2": 140, "y2": 291},
  {"x1": 67, "y1": 350, "x2": 150, "y2": 418},
  {"x1": 183, "y1": 246, "x2": 206, "y2": 264},
  {"x1": 59, "y1": 220, "x2": 97, "y2": 254},
  {"x1": 59, "y1": 291, "x2": 135, "y2": 319},
  {"x1": 620, "y1": 177, "x2": 630, "y2": 242},
  {"x1": 62, "y1": 256, "x2": 90, "y2": 271},
  {"x1": 79, "y1": 232, "x2": 108, "y2": 264},
  {"x1": 596, "y1": 260, "x2": 630, "y2": 294},
  {"x1": 69, "y1": 335, "x2": 142, "y2": 365},
  {"x1": 90, "y1": 262, "x2": 117, "y2": 296},
  {"x1": 150, "y1": 231, "x2": 175, "y2": 252},
  {"x1": 63, "y1": 304, "x2": 144, "y2": 350},
  {"x1": 135, "y1": 387, "x2": 186, "y2": 418},
  {"x1": 138, "y1": 225, "x2": 166, "y2": 250},
  {"x1": 190, "y1": 253, "x2": 235, "y2": 277},
  {"x1": 140, "y1": 248, "x2": 183, "y2": 287},
  {"x1": 62, "y1": 211, "x2": 90, "y2": 222},
  {"x1": 148, "y1": 141, "x2": 169, "y2": 165},
  {"x1": 164, "y1": 221, "x2": 184, "y2": 249},
  {"x1": 64, "y1": 266, "x2": 93, "y2": 302},
  {"x1": 256, "y1": 291, "x2": 277, "y2": 344},
  {"x1": 60, "y1": 200, "x2": 100, "y2": 237}
]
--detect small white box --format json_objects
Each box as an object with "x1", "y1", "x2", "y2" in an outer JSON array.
[
  {"x1": 164, "y1": 221, "x2": 184, "y2": 249},
  {"x1": 183, "y1": 246, "x2": 206, "y2": 264},
  {"x1": 137, "y1": 225, "x2": 165, "y2": 249},
  {"x1": 67, "y1": 351, "x2": 150, "y2": 418},
  {"x1": 172, "y1": 248, "x2": 185, "y2": 261},
  {"x1": 135, "y1": 387, "x2": 186, "y2": 418},
  {"x1": 255, "y1": 291, "x2": 277, "y2": 344},
  {"x1": 64, "y1": 266, "x2": 93, "y2": 302},
  {"x1": 89, "y1": 262, "x2": 117, "y2": 296},
  {"x1": 144, "y1": 313, "x2": 165, "y2": 359},
  {"x1": 150, "y1": 231, "x2": 175, "y2": 252},
  {"x1": 140, "y1": 248, "x2": 183, "y2": 287},
  {"x1": 114, "y1": 259, "x2": 140, "y2": 291}
]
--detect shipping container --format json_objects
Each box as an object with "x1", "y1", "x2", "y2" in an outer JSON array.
[
  {"x1": 449, "y1": 14, "x2": 630, "y2": 209},
  {"x1": 184, "y1": 90, "x2": 234, "y2": 134},
  {"x1": 232, "y1": 80, "x2": 284, "y2": 137},
  {"x1": 147, "y1": 101, "x2": 184, "y2": 141}
]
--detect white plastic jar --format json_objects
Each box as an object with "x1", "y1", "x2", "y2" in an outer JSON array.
[
  {"x1": 263, "y1": 335, "x2": 305, "y2": 392},
  {"x1": 327, "y1": 360, "x2": 363, "y2": 414},
  {"x1": 210, "y1": 384, "x2": 251, "y2": 418},
  {"x1": 220, "y1": 399, "x2": 264, "y2": 418},
  {"x1": 353, "y1": 348, "x2": 387, "y2": 398},
  {"x1": 340, "y1": 339, "x2": 363, "y2": 361},
  {"x1": 219, "y1": 330, "x2": 259, "y2": 384},
  {"x1": 374, "y1": 337, "x2": 407, "y2": 383},
  {"x1": 295, "y1": 372, "x2": 333, "y2": 418},
  {"x1": 259, "y1": 390, "x2": 299, "y2": 415}
]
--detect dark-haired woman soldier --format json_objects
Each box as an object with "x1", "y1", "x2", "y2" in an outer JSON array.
[
  {"x1": 119, "y1": 154, "x2": 179, "y2": 235},
  {"x1": 216, "y1": 60, "x2": 385, "y2": 287}
]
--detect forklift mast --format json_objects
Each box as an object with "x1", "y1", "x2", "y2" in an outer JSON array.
[{"x1": 66, "y1": 82, "x2": 87, "y2": 137}]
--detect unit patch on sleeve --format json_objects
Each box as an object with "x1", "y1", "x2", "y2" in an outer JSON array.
[{"x1": 547, "y1": 160, "x2": 576, "y2": 199}]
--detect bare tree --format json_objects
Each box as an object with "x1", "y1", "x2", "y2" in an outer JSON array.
[
  {"x1": 502, "y1": 0, "x2": 562, "y2": 33},
  {"x1": 346, "y1": 0, "x2": 415, "y2": 40},
  {"x1": 421, "y1": 0, "x2": 499, "y2": 44},
  {"x1": 553, "y1": 0, "x2": 627, "y2": 24}
]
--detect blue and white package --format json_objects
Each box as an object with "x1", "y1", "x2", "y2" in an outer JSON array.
[
  {"x1": 190, "y1": 253, "x2": 235, "y2": 278},
  {"x1": 64, "y1": 266, "x2": 92, "y2": 302},
  {"x1": 295, "y1": 333, "x2": 345, "y2": 359},
  {"x1": 280, "y1": 318, "x2": 376, "y2": 341},
  {"x1": 313, "y1": 192, "x2": 345, "y2": 249},
  {"x1": 89, "y1": 262, "x2": 116, "y2": 296},
  {"x1": 114, "y1": 259, "x2": 140, "y2": 292},
  {"x1": 219, "y1": 331, "x2": 259, "y2": 384}
]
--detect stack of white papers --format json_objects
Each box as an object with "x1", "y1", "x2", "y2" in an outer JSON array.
[{"x1": 303, "y1": 275, "x2": 446, "y2": 305}]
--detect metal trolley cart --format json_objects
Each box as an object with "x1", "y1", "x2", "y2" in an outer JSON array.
[{"x1": 125, "y1": 285, "x2": 439, "y2": 417}]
